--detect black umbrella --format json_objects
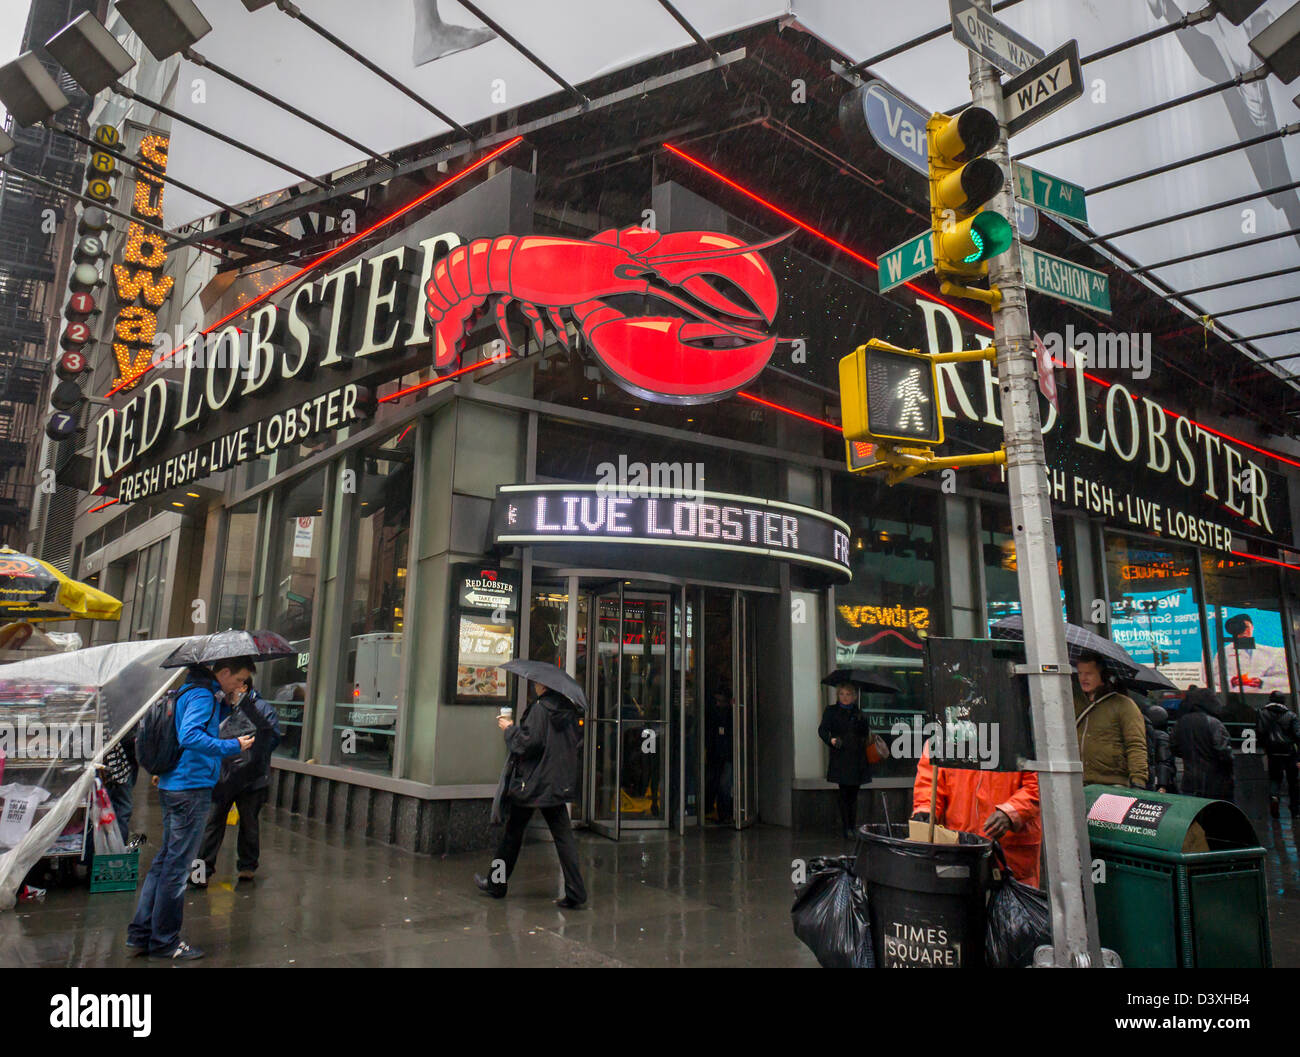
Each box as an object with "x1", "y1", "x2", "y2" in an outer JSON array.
[
  {"x1": 161, "y1": 629, "x2": 295, "y2": 669},
  {"x1": 990, "y1": 616, "x2": 1145, "y2": 679},
  {"x1": 1120, "y1": 664, "x2": 1177, "y2": 695},
  {"x1": 820, "y1": 667, "x2": 900, "y2": 694},
  {"x1": 502, "y1": 658, "x2": 587, "y2": 713}
]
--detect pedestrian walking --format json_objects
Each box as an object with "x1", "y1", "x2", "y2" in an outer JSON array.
[
  {"x1": 818, "y1": 682, "x2": 872, "y2": 840},
  {"x1": 1144, "y1": 704, "x2": 1177, "y2": 794},
  {"x1": 476, "y1": 679, "x2": 587, "y2": 908},
  {"x1": 126, "y1": 657, "x2": 255, "y2": 960},
  {"x1": 196, "y1": 677, "x2": 282, "y2": 884},
  {"x1": 1172, "y1": 686, "x2": 1236, "y2": 802},
  {"x1": 1073, "y1": 652, "x2": 1149, "y2": 789},
  {"x1": 1255, "y1": 690, "x2": 1300, "y2": 817}
]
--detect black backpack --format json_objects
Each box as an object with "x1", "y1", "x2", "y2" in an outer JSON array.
[
  {"x1": 136, "y1": 686, "x2": 189, "y2": 776},
  {"x1": 1259, "y1": 708, "x2": 1296, "y2": 756}
]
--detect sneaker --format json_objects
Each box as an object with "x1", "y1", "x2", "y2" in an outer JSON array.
[
  {"x1": 124, "y1": 941, "x2": 149, "y2": 957},
  {"x1": 474, "y1": 873, "x2": 506, "y2": 898},
  {"x1": 151, "y1": 941, "x2": 204, "y2": 961},
  {"x1": 237, "y1": 871, "x2": 256, "y2": 883}
]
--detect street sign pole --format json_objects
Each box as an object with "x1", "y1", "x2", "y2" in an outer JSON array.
[{"x1": 967, "y1": 0, "x2": 1102, "y2": 966}]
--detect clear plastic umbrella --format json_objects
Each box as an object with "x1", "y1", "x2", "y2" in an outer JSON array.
[{"x1": 161, "y1": 629, "x2": 295, "y2": 669}]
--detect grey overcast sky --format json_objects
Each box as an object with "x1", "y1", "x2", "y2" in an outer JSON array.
[{"x1": 1, "y1": 1, "x2": 33, "y2": 125}]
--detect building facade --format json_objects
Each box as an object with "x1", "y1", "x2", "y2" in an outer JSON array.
[{"x1": 46, "y1": 19, "x2": 1300, "y2": 853}]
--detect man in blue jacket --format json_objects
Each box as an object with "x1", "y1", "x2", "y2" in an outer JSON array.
[{"x1": 126, "y1": 658, "x2": 255, "y2": 961}]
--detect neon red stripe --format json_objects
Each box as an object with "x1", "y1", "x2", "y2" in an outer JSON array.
[
  {"x1": 1228, "y1": 549, "x2": 1300, "y2": 571},
  {"x1": 104, "y1": 136, "x2": 525, "y2": 398},
  {"x1": 378, "y1": 355, "x2": 501, "y2": 403},
  {"x1": 88, "y1": 498, "x2": 119, "y2": 513},
  {"x1": 661, "y1": 142, "x2": 994, "y2": 333},
  {"x1": 736, "y1": 390, "x2": 842, "y2": 431}
]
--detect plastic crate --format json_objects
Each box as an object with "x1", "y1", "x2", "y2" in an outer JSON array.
[{"x1": 89, "y1": 850, "x2": 139, "y2": 894}]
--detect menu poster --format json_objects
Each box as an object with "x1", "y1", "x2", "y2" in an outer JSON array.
[
  {"x1": 454, "y1": 616, "x2": 515, "y2": 703},
  {"x1": 447, "y1": 564, "x2": 520, "y2": 705}
]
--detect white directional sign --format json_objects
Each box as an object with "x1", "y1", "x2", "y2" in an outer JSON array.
[
  {"x1": 948, "y1": 0, "x2": 1045, "y2": 77},
  {"x1": 1002, "y1": 40, "x2": 1084, "y2": 137}
]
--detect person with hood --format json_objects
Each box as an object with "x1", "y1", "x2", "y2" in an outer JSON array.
[
  {"x1": 911, "y1": 744, "x2": 1042, "y2": 886},
  {"x1": 195, "y1": 676, "x2": 282, "y2": 884},
  {"x1": 1144, "y1": 704, "x2": 1177, "y2": 794},
  {"x1": 1255, "y1": 690, "x2": 1300, "y2": 817},
  {"x1": 1172, "y1": 687, "x2": 1236, "y2": 801},
  {"x1": 818, "y1": 682, "x2": 872, "y2": 840},
  {"x1": 1073, "y1": 652, "x2": 1148, "y2": 788},
  {"x1": 126, "y1": 658, "x2": 255, "y2": 961},
  {"x1": 476, "y1": 681, "x2": 587, "y2": 908}
]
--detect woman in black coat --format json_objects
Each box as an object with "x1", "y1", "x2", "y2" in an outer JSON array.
[
  {"x1": 476, "y1": 684, "x2": 587, "y2": 908},
  {"x1": 819, "y1": 683, "x2": 873, "y2": 839}
]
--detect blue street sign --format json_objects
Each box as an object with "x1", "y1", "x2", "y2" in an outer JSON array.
[{"x1": 855, "y1": 80, "x2": 930, "y2": 176}]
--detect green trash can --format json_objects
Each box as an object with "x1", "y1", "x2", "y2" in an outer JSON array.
[{"x1": 1085, "y1": 785, "x2": 1271, "y2": 968}]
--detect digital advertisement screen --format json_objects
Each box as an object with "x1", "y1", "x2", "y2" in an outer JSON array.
[
  {"x1": 1208, "y1": 606, "x2": 1291, "y2": 696},
  {"x1": 453, "y1": 617, "x2": 515, "y2": 704}
]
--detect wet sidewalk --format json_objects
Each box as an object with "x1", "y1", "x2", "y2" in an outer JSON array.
[
  {"x1": 7, "y1": 793, "x2": 1300, "y2": 967},
  {"x1": 0, "y1": 793, "x2": 826, "y2": 968}
]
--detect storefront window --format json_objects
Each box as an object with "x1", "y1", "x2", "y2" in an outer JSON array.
[
  {"x1": 833, "y1": 483, "x2": 935, "y2": 779},
  {"x1": 1104, "y1": 535, "x2": 1205, "y2": 692},
  {"x1": 330, "y1": 434, "x2": 414, "y2": 774},
  {"x1": 216, "y1": 500, "x2": 258, "y2": 629},
  {"x1": 1202, "y1": 553, "x2": 1291, "y2": 723},
  {"x1": 981, "y1": 503, "x2": 1067, "y2": 633},
  {"x1": 130, "y1": 537, "x2": 168, "y2": 639},
  {"x1": 263, "y1": 469, "x2": 326, "y2": 759}
]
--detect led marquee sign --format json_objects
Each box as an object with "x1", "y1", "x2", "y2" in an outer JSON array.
[{"x1": 492, "y1": 484, "x2": 852, "y2": 582}]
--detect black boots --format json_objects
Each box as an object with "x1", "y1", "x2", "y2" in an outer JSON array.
[{"x1": 474, "y1": 873, "x2": 506, "y2": 898}]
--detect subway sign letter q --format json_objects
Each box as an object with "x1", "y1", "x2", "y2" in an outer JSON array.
[{"x1": 839, "y1": 340, "x2": 942, "y2": 446}]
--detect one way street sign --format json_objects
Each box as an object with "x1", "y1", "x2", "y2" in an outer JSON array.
[
  {"x1": 948, "y1": 0, "x2": 1044, "y2": 77},
  {"x1": 1002, "y1": 39, "x2": 1084, "y2": 137}
]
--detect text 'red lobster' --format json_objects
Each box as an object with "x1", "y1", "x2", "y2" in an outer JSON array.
[{"x1": 423, "y1": 226, "x2": 789, "y2": 403}]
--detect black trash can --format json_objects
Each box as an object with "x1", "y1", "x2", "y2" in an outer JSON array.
[{"x1": 855, "y1": 823, "x2": 993, "y2": 968}]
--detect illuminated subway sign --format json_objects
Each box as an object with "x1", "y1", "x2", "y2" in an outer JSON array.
[
  {"x1": 90, "y1": 230, "x2": 462, "y2": 494},
  {"x1": 111, "y1": 134, "x2": 174, "y2": 391},
  {"x1": 492, "y1": 484, "x2": 852, "y2": 581}
]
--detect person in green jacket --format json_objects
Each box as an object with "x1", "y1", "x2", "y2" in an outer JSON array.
[{"x1": 1073, "y1": 652, "x2": 1149, "y2": 788}]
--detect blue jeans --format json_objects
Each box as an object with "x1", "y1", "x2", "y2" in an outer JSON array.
[{"x1": 127, "y1": 787, "x2": 211, "y2": 955}]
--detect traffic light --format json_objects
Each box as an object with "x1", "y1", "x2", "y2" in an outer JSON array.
[
  {"x1": 839, "y1": 339, "x2": 942, "y2": 447},
  {"x1": 926, "y1": 107, "x2": 1013, "y2": 296}
]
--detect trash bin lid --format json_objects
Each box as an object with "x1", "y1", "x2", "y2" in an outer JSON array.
[{"x1": 1084, "y1": 785, "x2": 1258, "y2": 853}]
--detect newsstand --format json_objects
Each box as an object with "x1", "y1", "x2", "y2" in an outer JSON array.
[{"x1": 1085, "y1": 785, "x2": 1271, "y2": 968}]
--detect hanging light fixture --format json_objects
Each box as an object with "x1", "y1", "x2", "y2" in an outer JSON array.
[
  {"x1": 0, "y1": 52, "x2": 70, "y2": 126},
  {"x1": 44, "y1": 12, "x2": 136, "y2": 96},
  {"x1": 1250, "y1": 2, "x2": 1300, "y2": 82},
  {"x1": 114, "y1": 0, "x2": 212, "y2": 61}
]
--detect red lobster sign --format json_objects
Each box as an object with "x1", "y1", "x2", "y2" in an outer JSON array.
[{"x1": 424, "y1": 226, "x2": 788, "y2": 403}]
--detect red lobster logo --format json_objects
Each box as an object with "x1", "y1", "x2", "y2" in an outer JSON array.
[{"x1": 424, "y1": 227, "x2": 788, "y2": 403}]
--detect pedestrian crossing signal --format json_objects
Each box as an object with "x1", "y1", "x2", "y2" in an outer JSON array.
[{"x1": 839, "y1": 340, "x2": 942, "y2": 446}]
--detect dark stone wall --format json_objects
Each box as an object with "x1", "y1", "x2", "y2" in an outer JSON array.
[{"x1": 267, "y1": 770, "x2": 496, "y2": 854}]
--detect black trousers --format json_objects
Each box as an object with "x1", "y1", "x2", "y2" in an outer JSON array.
[
  {"x1": 492, "y1": 802, "x2": 586, "y2": 904},
  {"x1": 837, "y1": 784, "x2": 859, "y2": 833},
  {"x1": 1268, "y1": 755, "x2": 1300, "y2": 813},
  {"x1": 198, "y1": 786, "x2": 269, "y2": 875}
]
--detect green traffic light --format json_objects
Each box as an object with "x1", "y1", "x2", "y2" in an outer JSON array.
[{"x1": 964, "y1": 211, "x2": 1014, "y2": 263}]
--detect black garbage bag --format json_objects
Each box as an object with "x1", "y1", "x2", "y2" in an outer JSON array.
[
  {"x1": 985, "y1": 864, "x2": 1051, "y2": 968},
  {"x1": 791, "y1": 855, "x2": 875, "y2": 968}
]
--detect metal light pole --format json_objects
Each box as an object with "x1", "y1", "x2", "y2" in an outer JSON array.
[{"x1": 966, "y1": 0, "x2": 1102, "y2": 966}]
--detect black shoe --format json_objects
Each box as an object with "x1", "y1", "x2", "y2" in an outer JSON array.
[
  {"x1": 1271, "y1": 797, "x2": 1281, "y2": 819},
  {"x1": 124, "y1": 941, "x2": 148, "y2": 958},
  {"x1": 474, "y1": 873, "x2": 506, "y2": 898},
  {"x1": 555, "y1": 897, "x2": 587, "y2": 909},
  {"x1": 187, "y1": 877, "x2": 207, "y2": 889},
  {"x1": 150, "y1": 941, "x2": 204, "y2": 961}
]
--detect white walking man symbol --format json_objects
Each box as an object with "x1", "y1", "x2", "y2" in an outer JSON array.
[{"x1": 895, "y1": 366, "x2": 930, "y2": 434}]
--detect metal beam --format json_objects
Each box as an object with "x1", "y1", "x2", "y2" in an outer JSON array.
[
  {"x1": 1080, "y1": 178, "x2": 1300, "y2": 245},
  {"x1": 1131, "y1": 225, "x2": 1300, "y2": 274},
  {"x1": 1088, "y1": 122, "x2": 1300, "y2": 195},
  {"x1": 457, "y1": 0, "x2": 589, "y2": 105}
]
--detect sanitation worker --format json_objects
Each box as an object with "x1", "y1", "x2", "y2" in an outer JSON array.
[{"x1": 910, "y1": 744, "x2": 1042, "y2": 887}]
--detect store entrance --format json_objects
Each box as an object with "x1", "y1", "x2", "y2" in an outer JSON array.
[{"x1": 528, "y1": 575, "x2": 759, "y2": 839}]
